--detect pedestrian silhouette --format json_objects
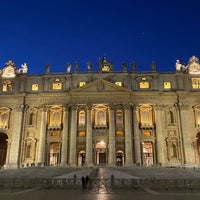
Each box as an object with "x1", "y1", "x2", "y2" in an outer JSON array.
[
  {"x1": 81, "y1": 176, "x2": 85, "y2": 189},
  {"x1": 85, "y1": 176, "x2": 89, "y2": 188}
]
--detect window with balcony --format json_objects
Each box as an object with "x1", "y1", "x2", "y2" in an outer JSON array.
[
  {"x1": 78, "y1": 111, "x2": 86, "y2": 126},
  {"x1": 94, "y1": 105, "x2": 107, "y2": 128},
  {"x1": 97, "y1": 110, "x2": 106, "y2": 125},
  {"x1": 194, "y1": 105, "x2": 200, "y2": 127},
  {"x1": 139, "y1": 105, "x2": 153, "y2": 127},
  {"x1": 116, "y1": 110, "x2": 123, "y2": 126},
  {"x1": 48, "y1": 107, "x2": 63, "y2": 129}
]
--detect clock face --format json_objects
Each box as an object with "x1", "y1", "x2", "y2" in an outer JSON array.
[{"x1": 102, "y1": 64, "x2": 110, "y2": 72}]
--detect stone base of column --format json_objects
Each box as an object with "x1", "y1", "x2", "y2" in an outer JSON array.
[
  {"x1": 37, "y1": 162, "x2": 45, "y2": 167},
  {"x1": 60, "y1": 163, "x2": 68, "y2": 167},
  {"x1": 108, "y1": 161, "x2": 116, "y2": 167},
  {"x1": 125, "y1": 162, "x2": 134, "y2": 167},
  {"x1": 85, "y1": 163, "x2": 93, "y2": 167},
  {"x1": 5, "y1": 163, "x2": 20, "y2": 169},
  {"x1": 69, "y1": 163, "x2": 77, "y2": 167}
]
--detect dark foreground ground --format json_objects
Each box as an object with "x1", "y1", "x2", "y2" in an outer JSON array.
[
  {"x1": 0, "y1": 187, "x2": 200, "y2": 200},
  {"x1": 0, "y1": 166, "x2": 200, "y2": 199}
]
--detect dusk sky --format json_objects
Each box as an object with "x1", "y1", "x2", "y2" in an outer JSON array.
[{"x1": 0, "y1": 0, "x2": 200, "y2": 74}]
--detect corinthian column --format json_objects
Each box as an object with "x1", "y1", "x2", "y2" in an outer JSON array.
[
  {"x1": 176, "y1": 103, "x2": 195, "y2": 165},
  {"x1": 61, "y1": 105, "x2": 69, "y2": 166},
  {"x1": 37, "y1": 105, "x2": 47, "y2": 166},
  {"x1": 108, "y1": 105, "x2": 116, "y2": 166},
  {"x1": 69, "y1": 105, "x2": 78, "y2": 166},
  {"x1": 86, "y1": 104, "x2": 93, "y2": 166},
  {"x1": 8, "y1": 105, "x2": 25, "y2": 168},
  {"x1": 133, "y1": 105, "x2": 141, "y2": 165},
  {"x1": 124, "y1": 104, "x2": 133, "y2": 166},
  {"x1": 154, "y1": 104, "x2": 165, "y2": 165}
]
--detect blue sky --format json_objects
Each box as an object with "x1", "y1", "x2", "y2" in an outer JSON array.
[{"x1": 0, "y1": 0, "x2": 200, "y2": 74}]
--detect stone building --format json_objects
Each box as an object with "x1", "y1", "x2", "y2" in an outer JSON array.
[{"x1": 0, "y1": 56, "x2": 200, "y2": 169}]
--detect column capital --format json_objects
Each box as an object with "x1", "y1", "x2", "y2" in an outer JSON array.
[
  {"x1": 86, "y1": 103, "x2": 93, "y2": 110},
  {"x1": 15, "y1": 104, "x2": 27, "y2": 112},
  {"x1": 63, "y1": 104, "x2": 69, "y2": 112},
  {"x1": 108, "y1": 104, "x2": 116, "y2": 110},
  {"x1": 123, "y1": 103, "x2": 132, "y2": 110},
  {"x1": 153, "y1": 104, "x2": 165, "y2": 111},
  {"x1": 38, "y1": 104, "x2": 48, "y2": 112},
  {"x1": 70, "y1": 104, "x2": 78, "y2": 111},
  {"x1": 174, "y1": 103, "x2": 190, "y2": 110},
  {"x1": 132, "y1": 104, "x2": 139, "y2": 111}
]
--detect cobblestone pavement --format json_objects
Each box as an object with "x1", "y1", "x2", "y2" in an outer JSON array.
[{"x1": 0, "y1": 188, "x2": 200, "y2": 200}]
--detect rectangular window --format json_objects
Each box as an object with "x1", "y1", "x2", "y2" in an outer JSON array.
[
  {"x1": 116, "y1": 131, "x2": 124, "y2": 136},
  {"x1": 164, "y1": 82, "x2": 171, "y2": 89},
  {"x1": 32, "y1": 84, "x2": 38, "y2": 91},
  {"x1": 79, "y1": 82, "x2": 86, "y2": 87},
  {"x1": 51, "y1": 131, "x2": 60, "y2": 137},
  {"x1": 192, "y1": 78, "x2": 200, "y2": 89},
  {"x1": 143, "y1": 131, "x2": 151, "y2": 136},
  {"x1": 140, "y1": 81, "x2": 149, "y2": 89},
  {"x1": 115, "y1": 82, "x2": 122, "y2": 86},
  {"x1": 52, "y1": 83, "x2": 62, "y2": 90},
  {"x1": 79, "y1": 131, "x2": 86, "y2": 137}
]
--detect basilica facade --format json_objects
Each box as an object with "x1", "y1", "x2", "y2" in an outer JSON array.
[{"x1": 0, "y1": 56, "x2": 200, "y2": 169}]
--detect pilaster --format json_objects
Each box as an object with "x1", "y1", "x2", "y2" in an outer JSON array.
[
  {"x1": 133, "y1": 105, "x2": 141, "y2": 165},
  {"x1": 124, "y1": 104, "x2": 133, "y2": 166},
  {"x1": 154, "y1": 104, "x2": 165, "y2": 165},
  {"x1": 175, "y1": 103, "x2": 195, "y2": 165},
  {"x1": 69, "y1": 105, "x2": 78, "y2": 166},
  {"x1": 86, "y1": 103, "x2": 93, "y2": 166},
  {"x1": 37, "y1": 105, "x2": 48, "y2": 166},
  {"x1": 61, "y1": 105, "x2": 69, "y2": 166},
  {"x1": 108, "y1": 104, "x2": 116, "y2": 166},
  {"x1": 7, "y1": 105, "x2": 25, "y2": 168}
]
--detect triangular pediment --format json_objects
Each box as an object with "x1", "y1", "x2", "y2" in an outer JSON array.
[{"x1": 70, "y1": 79, "x2": 131, "y2": 93}]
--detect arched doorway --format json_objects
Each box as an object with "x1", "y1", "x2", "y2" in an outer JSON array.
[
  {"x1": 96, "y1": 141, "x2": 107, "y2": 166},
  {"x1": 0, "y1": 133, "x2": 8, "y2": 167},
  {"x1": 49, "y1": 142, "x2": 60, "y2": 166},
  {"x1": 196, "y1": 133, "x2": 200, "y2": 163},
  {"x1": 116, "y1": 150, "x2": 124, "y2": 166},
  {"x1": 78, "y1": 150, "x2": 85, "y2": 166},
  {"x1": 142, "y1": 142, "x2": 154, "y2": 166}
]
